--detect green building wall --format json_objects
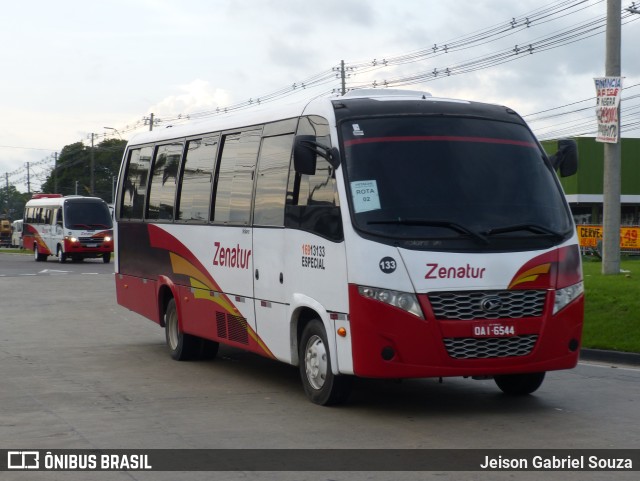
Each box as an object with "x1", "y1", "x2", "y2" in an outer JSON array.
[{"x1": 542, "y1": 137, "x2": 640, "y2": 196}]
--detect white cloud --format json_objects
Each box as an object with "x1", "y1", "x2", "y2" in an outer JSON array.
[{"x1": 148, "y1": 80, "x2": 233, "y2": 119}]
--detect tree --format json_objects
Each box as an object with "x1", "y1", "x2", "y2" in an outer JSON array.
[
  {"x1": 0, "y1": 184, "x2": 31, "y2": 220},
  {"x1": 40, "y1": 138, "x2": 127, "y2": 203}
]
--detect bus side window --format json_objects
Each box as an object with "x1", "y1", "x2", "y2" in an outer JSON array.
[
  {"x1": 147, "y1": 143, "x2": 183, "y2": 221},
  {"x1": 211, "y1": 128, "x2": 262, "y2": 225},
  {"x1": 120, "y1": 147, "x2": 153, "y2": 220},
  {"x1": 253, "y1": 134, "x2": 294, "y2": 227},
  {"x1": 43, "y1": 208, "x2": 52, "y2": 225},
  {"x1": 176, "y1": 136, "x2": 219, "y2": 222},
  {"x1": 285, "y1": 116, "x2": 343, "y2": 241},
  {"x1": 55, "y1": 208, "x2": 63, "y2": 226}
]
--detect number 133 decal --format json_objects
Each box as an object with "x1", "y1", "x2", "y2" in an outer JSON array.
[{"x1": 379, "y1": 256, "x2": 397, "y2": 274}]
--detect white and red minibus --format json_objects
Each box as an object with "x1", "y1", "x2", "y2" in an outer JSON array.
[
  {"x1": 114, "y1": 90, "x2": 583, "y2": 405},
  {"x1": 23, "y1": 194, "x2": 114, "y2": 263}
]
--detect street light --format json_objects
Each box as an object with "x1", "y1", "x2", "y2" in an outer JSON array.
[{"x1": 104, "y1": 126, "x2": 123, "y2": 139}]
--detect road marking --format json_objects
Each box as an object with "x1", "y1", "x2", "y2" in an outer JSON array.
[
  {"x1": 82, "y1": 272, "x2": 99, "y2": 275},
  {"x1": 39, "y1": 269, "x2": 71, "y2": 274},
  {"x1": 578, "y1": 361, "x2": 640, "y2": 371}
]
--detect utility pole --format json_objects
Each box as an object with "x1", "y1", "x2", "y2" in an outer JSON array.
[
  {"x1": 144, "y1": 113, "x2": 155, "y2": 131},
  {"x1": 26, "y1": 162, "x2": 31, "y2": 195},
  {"x1": 90, "y1": 133, "x2": 95, "y2": 196},
  {"x1": 340, "y1": 60, "x2": 346, "y2": 96},
  {"x1": 54, "y1": 152, "x2": 58, "y2": 194},
  {"x1": 601, "y1": 0, "x2": 621, "y2": 275},
  {"x1": 4, "y1": 173, "x2": 8, "y2": 214}
]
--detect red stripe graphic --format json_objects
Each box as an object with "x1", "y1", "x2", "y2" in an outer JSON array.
[{"x1": 344, "y1": 136, "x2": 537, "y2": 148}]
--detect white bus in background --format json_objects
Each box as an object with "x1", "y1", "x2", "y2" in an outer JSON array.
[
  {"x1": 11, "y1": 219, "x2": 23, "y2": 248},
  {"x1": 23, "y1": 194, "x2": 114, "y2": 263},
  {"x1": 114, "y1": 89, "x2": 583, "y2": 405}
]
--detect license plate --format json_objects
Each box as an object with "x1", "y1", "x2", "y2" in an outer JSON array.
[
  {"x1": 86, "y1": 243, "x2": 97, "y2": 248},
  {"x1": 473, "y1": 323, "x2": 516, "y2": 337}
]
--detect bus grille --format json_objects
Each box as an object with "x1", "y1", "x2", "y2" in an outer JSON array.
[
  {"x1": 428, "y1": 290, "x2": 547, "y2": 320},
  {"x1": 78, "y1": 236, "x2": 104, "y2": 245},
  {"x1": 443, "y1": 335, "x2": 538, "y2": 359}
]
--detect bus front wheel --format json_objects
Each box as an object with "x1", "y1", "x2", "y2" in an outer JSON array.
[
  {"x1": 299, "y1": 319, "x2": 352, "y2": 406},
  {"x1": 494, "y1": 372, "x2": 545, "y2": 395}
]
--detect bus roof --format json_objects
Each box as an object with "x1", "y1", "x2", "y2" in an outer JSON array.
[
  {"x1": 126, "y1": 89, "x2": 523, "y2": 147},
  {"x1": 25, "y1": 195, "x2": 107, "y2": 207}
]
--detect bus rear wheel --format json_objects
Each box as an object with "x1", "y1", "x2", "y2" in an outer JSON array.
[
  {"x1": 494, "y1": 372, "x2": 545, "y2": 395},
  {"x1": 299, "y1": 319, "x2": 352, "y2": 406},
  {"x1": 34, "y1": 245, "x2": 46, "y2": 262},
  {"x1": 164, "y1": 298, "x2": 219, "y2": 361}
]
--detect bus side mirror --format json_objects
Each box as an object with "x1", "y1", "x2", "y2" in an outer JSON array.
[
  {"x1": 550, "y1": 139, "x2": 578, "y2": 177},
  {"x1": 293, "y1": 135, "x2": 341, "y2": 175},
  {"x1": 294, "y1": 135, "x2": 318, "y2": 175}
]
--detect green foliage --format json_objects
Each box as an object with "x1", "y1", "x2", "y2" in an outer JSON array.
[
  {"x1": 0, "y1": 185, "x2": 31, "y2": 220},
  {"x1": 40, "y1": 139, "x2": 127, "y2": 203},
  {"x1": 582, "y1": 257, "x2": 640, "y2": 353}
]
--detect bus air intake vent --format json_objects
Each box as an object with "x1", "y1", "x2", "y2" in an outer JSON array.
[
  {"x1": 216, "y1": 312, "x2": 227, "y2": 339},
  {"x1": 443, "y1": 335, "x2": 538, "y2": 359},
  {"x1": 227, "y1": 314, "x2": 249, "y2": 345},
  {"x1": 428, "y1": 290, "x2": 546, "y2": 320},
  {"x1": 215, "y1": 312, "x2": 249, "y2": 345}
]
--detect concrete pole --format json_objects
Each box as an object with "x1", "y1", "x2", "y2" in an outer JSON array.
[
  {"x1": 90, "y1": 133, "x2": 95, "y2": 196},
  {"x1": 602, "y1": 0, "x2": 621, "y2": 275}
]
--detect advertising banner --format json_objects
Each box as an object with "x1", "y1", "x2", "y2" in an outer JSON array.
[
  {"x1": 577, "y1": 225, "x2": 640, "y2": 250},
  {"x1": 594, "y1": 77, "x2": 622, "y2": 143}
]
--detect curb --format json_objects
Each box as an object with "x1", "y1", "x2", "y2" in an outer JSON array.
[{"x1": 580, "y1": 348, "x2": 640, "y2": 366}]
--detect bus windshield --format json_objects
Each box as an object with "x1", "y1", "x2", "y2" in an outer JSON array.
[
  {"x1": 64, "y1": 201, "x2": 113, "y2": 229},
  {"x1": 341, "y1": 116, "x2": 573, "y2": 251}
]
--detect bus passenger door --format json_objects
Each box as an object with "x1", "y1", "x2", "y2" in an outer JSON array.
[
  {"x1": 253, "y1": 229, "x2": 288, "y2": 362},
  {"x1": 252, "y1": 133, "x2": 295, "y2": 363},
  {"x1": 41, "y1": 207, "x2": 54, "y2": 255},
  {"x1": 52, "y1": 208, "x2": 64, "y2": 255}
]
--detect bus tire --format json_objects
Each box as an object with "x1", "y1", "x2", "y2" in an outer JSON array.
[
  {"x1": 57, "y1": 246, "x2": 66, "y2": 263},
  {"x1": 299, "y1": 319, "x2": 352, "y2": 406},
  {"x1": 494, "y1": 372, "x2": 545, "y2": 396},
  {"x1": 164, "y1": 298, "x2": 200, "y2": 361},
  {"x1": 103, "y1": 252, "x2": 111, "y2": 263},
  {"x1": 34, "y1": 245, "x2": 46, "y2": 262},
  {"x1": 198, "y1": 339, "x2": 220, "y2": 360}
]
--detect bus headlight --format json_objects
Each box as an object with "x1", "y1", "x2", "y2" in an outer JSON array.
[
  {"x1": 104, "y1": 236, "x2": 112, "y2": 242},
  {"x1": 358, "y1": 286, "x2": 424, "y2": 319},
  {"x1": 553, "y1": 281, "x2": 584, "y2": 314}
]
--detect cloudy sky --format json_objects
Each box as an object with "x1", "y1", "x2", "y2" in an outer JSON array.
[{"x1": 1, "y1": 0, "x2": 639, "y2": 192}]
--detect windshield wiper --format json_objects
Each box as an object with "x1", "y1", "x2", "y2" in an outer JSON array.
[
  {"x1": 367, "y1": 219, "x2": 489, "y2": 245},
  {"x1": 484, "y1": 223, "x2": 566, "y2": 240},
  {"x1": 90, "y1": 223, "x2": 111, "y2": 228},
  {"x1": 72, "y1": 223, "x2": 91, "y2": 229}
]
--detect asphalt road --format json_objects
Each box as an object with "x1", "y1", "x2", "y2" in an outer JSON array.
[{"x1": 1, "y1": 252, "x2": 638, "y2": 481}]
